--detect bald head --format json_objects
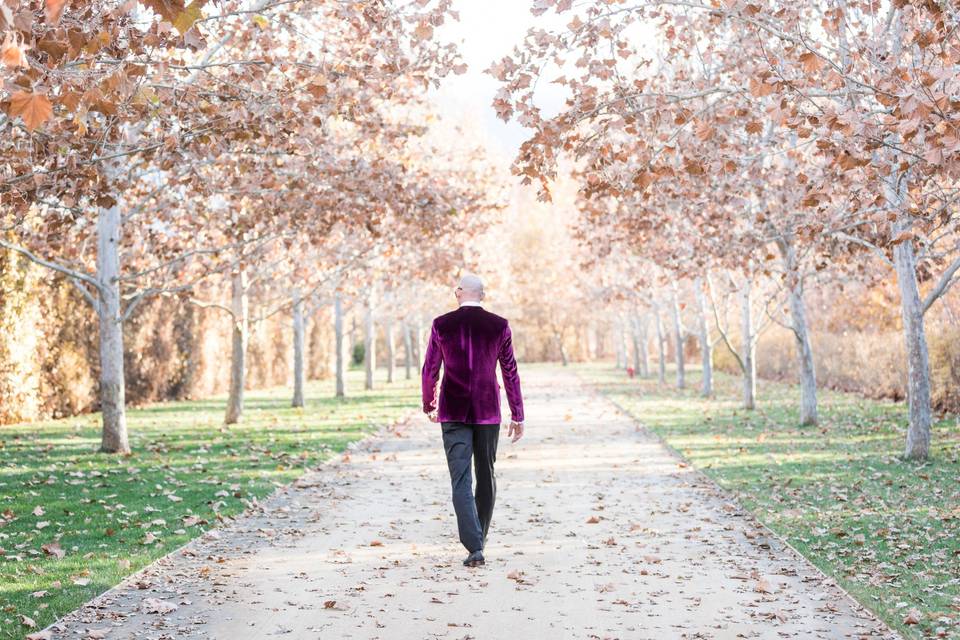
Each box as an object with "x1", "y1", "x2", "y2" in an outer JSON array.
[{"x1": 456, "y1": 273, "x2": 485, "y2": 303}]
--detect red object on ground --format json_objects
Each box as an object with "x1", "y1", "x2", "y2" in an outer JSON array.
[{"x1": 626, "y1": 366, "x2": 635, "y2": 378}]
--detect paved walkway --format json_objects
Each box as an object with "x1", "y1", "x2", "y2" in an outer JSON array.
[{"x1": 48, "y1": 367, "x2": 897, "y2": 639}]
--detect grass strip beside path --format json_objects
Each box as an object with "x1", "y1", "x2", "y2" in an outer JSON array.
[
  {"x1": 577, "y1": 362, "x2": 960, "y2": 640},
  {"x1": 0, "y1": 370, "x2": 419, "y2": 640}
]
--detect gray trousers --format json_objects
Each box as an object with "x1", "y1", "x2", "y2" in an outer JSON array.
[{"x1": 440, "y1": 422, "x2": 500, "y2": 553}]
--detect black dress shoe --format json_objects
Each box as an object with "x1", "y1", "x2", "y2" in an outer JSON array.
[{"x1": 463, "y1": 550, "x2": 485, "y2": 567}]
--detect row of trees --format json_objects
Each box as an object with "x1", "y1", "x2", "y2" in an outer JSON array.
[
  {"x1": 493, "y1": 0, "x2": 960, "y2": 460},
  {"x1": 1, "y1": 0, "x2": 504, "y2": 452}
]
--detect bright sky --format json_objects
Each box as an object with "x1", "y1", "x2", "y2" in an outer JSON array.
[{"x1": 432, "y1": 0, "x2": 567, "y2": 162}]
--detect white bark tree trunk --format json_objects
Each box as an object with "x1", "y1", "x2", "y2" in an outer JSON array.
[
  {"x1": 224, "y1": 267, "x2": 248, "y2": 424},
  {"x1": 364, "y1": 291, "x2": 375, "y2": 391},
  {"x1": 694, "y1": 278, "x2": 713, "y2": 398},
  {"x1": 402, "y1": 320, "x2": 413, "y2": 380},
  {"x1": 617, "y1": 317, "x2": 627, "y2": 369},
  {"x1": 777, "y1": 238, "x2": 818, "y2": 425},
  {"x1": 630, "y1": 313, "x2": 641, "y2": 374},
  {"x1": 385, "y1": 316, "x2": 395, "y2": 383},
  {"x1": 892, "y1": 214, "x2": 932, "y2": 459},
  {"x1": 414, "y1": 313, "x2": 424, "y2": 371},
  {"x1": 637, "y1": 313, "x2": 650, "y2": 378},
  {"x1": 653, "y1": 302, "x2": 666, "y2": 385},
  {"x1": 96, "y1": 204, "x2": 130, "y2": 453},
  {"x1": 556, "y1": 331, "x2": 569, "y2": 366},
  {"x1": 291, "y1": 288, "x2": 305, "y2": 408},
  {"x1": 740, "y1": 279, "x2": 757, "y2": 410},
  {"x1": 334, "y1": 293, "x2": 345, "y2": 398},
  {"x1": 671, "y1": 283, "x2": 685, "y2": 389}
]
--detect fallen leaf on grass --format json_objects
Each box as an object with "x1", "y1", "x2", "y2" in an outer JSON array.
[
  {"x1": 33, "y1": 506, "x2": 44, "y2": 517},
  {"x1": 903, "y1": 609, "x2": 921, "y2": 625},
  {"x1": 141, "y1": 598, "x2": 178, "y2": 614},
  {"x1": 73, "y1": 577, "x2": 91, "y2": 586},
  {"x1": 20, "y1": 615, "x2": 36, "y2": 628},
  {"x1": 41, "y1": 542, "x2": 65, "y2": 559}
]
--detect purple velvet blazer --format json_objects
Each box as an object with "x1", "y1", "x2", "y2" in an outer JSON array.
[{"x1": 421, "y1": 305, "x2": 524, "y2": 425}]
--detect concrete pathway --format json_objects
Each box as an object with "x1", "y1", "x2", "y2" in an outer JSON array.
[{"x1": 47, "y1": 367, "x2": 897, "y2": 640}]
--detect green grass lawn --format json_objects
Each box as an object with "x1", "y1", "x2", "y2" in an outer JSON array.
[
  {"x1": 576, "y1": 362, "x2": 960, "y2": 640},
  {"x1": 0, "y1": 369, "x2": 419, "y2": 640}
]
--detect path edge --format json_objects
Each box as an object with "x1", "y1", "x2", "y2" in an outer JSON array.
[
  {"x1": 575, "y1": 370, "x2": 904, "y2": 640},
  {"x1": 36, "y1": 407, "x2": 420, "y2": 638}
]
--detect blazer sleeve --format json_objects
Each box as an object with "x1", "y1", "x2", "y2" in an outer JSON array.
[
  {"x1": 421, "y1": 320, "x2": 442, "y2": 414},
  {"x1": 498, "y1": 321, "x2": 524, "y2": 423}
]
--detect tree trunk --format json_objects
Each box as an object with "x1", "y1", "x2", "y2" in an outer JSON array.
[
  {"x1": 777, "y1": 238, "x2": 818, "y2": 425},
  {"x1": 740, "y1": 279, "x2": 756, "y2": 410},
  {"x1": 671, "y1": 283, "x2": 685, "y2": 389},
  {"x1": 334, "y1": 293, "x2": 345, "y2": 398},
  {"x1": 893, "y1": 215, "x2": 932, "y2": 459},
  {"x1": 694, "y1": 278, "x2": 713, "y2": 398},
  {"x1": 556, "y1": 332, "x2": 569, "y2": 366},
  {"x1": 96, "y1": 204, "x2": 130, "y2": 453},
  {"x1": 637, "y1": 314, "x2": 650, "y2": 378},
  {"x1": 414, "y1": 313, "x2": 424, "y2": 371},
  {"x1": 291, "y1": 288, "x2": 305, "y2": 408},
  {"x1": 385, "y1": 316, "x2": 395, "y2": 383},
  {"x1": 617, "y1": 317, "x2": 627, "y2": 369},
  {"x1": 630, "y1": 313, "x2": 641, "y2": 374},
  {"x1": 224, "y1": 267, "x2": 248, "y2": 424},
  {"x1": 364, "y1": 291, "x2": 375, "y2": 390},
  {"x1": 653, "y1": 302, "x2": 666, "y2": 385},
  {"x1": 402, "y1": 320, "x2": 413, "y2": 380}
]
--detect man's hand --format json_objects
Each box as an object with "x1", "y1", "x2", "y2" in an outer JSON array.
[
  {"x1": 507, "y1": 420, "x2": 524, "y2": 443},
  {"x1": 427, "y1": 410, "x2": 439, "y2": 423}
]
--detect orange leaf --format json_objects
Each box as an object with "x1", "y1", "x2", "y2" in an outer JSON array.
[
  {"x1": 799, "y1": 52, "x2": 823, "y2": 74},
  {"x1": 9, "y1": 91, "x2": 54, "y2": 131},
  {"x1": 1, "y1": 31, "x2": 28, "y2": 68},
  {"x1": 45, "y1": 0, "x2": 69, "y2": 23}
]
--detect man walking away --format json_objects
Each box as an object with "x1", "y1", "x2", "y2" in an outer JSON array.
[{"x1": 421, "y1": 274, "x2": 525, "y2": 567}]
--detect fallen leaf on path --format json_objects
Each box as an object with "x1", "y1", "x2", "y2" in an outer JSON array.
[
  {"x1": 643, "y1": 555, "x2": 662, "y2": 564},
  {"x1": 323, "y1": 600, "x2": 348, "y2": 610},
  {"x1": 141, "y1": 598, "x2": 178, "y2": 614},
  {"x1": 755, "y1": 578, "x2": 774, "y2": 594},
  {"x1": 87, "y1": 629, "x2": 110, "y2": 639},
  {"x1": 586, "y1": 516, "x2": 601, "y2": 524},
  {"x1": 369, "y1": 540, "x2": 384, "y2": 547},
  {"x1": 25, "y1": 632, "x2": 51, "y2": 640}
]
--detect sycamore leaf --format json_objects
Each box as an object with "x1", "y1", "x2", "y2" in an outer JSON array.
[
  {"x1": 890, "y1": 230, "x2": 914, "y2": 245},
  {"x1": 799, "y1": 52, "x2": 823, "y2": 74},
  {"x1": 44, "y1": 0, "x2": 69, "y2": 23},
  {"x1": 1, "y1": 31, "x2": 29, "y2": 68},
  {"x1": 173, "y1": 0, "x2": 207, "y2": 35}
]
